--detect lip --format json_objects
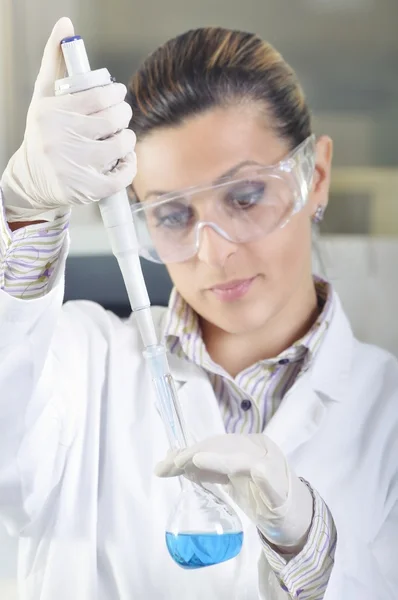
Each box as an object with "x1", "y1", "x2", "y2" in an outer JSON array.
[{"x1": 209, "y1": 277, "x2": 257, "y2": 302}]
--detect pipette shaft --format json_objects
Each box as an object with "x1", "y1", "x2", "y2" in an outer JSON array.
[
  {"x1": 57, "y1": 35, "x2": 157, "y2": 347},
  {"x1": 56, "y1": 35, "x2": 189, "y2": 449}
]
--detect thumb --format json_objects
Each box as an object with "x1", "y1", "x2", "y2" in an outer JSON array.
[
  {"x1": 250, "y1": 458, "x2": 290, "y2": 510},
  {"x1": 193, "y1": 451, "x2": 252, "y2": 476},
  {"x1": 33, "y1": 17, "x2": 75, "y2": 98}
]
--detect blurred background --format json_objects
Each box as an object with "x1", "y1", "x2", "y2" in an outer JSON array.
[
  {"x1": 2, "y1": 0, "x2": 398, "y2": 232},
  {"x1": 0, "y1": 0, "x2": 397, "y2": 343}
]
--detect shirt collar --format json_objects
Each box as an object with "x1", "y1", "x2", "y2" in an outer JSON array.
[{"x1": 162, "y1": 277, "x2": 335, "y2": 374}]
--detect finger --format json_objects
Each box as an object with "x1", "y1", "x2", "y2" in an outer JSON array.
[
  {"x1": 172, "y1": 434, "x2": 261, "y2": 469},
  {"x1": 58, "y1": 83, "x2": 128, "y2": 116},
  {"x1": 155, "y1": 451, "x2": 229, "y2": 484},
  {"x1": 92, "y1": 129, "x2": 136, "y2": 173},
  {"x1": 100, "y1": 153, "x2": 138, "y2": 197},
  {"x1": 154, "y1": 449, "x2": 183, "y2": 478},
  {"x1": 34, "y1": 17, "x2": 75, "y2": 99},
  {"x1": 171, "y1": 451, "x2": 230, "y2": 484},
  {"x1": 175, "y1": 456, "x2": 230, "y2": 484},
  {"x1": 90, "y1": 102, "x2": 133, "y2": 140},
  {"x1": 250, "y1": 454, "x2": 290, "y2": 510},
  {"x1": 154, "y1": 459, "x2": 184, "y2": 478},
  {"x1": 77, "y1": 154, "x2": 137, "y2": 203},
  {"x1": 62, "y1": 103, "x2": 134, "y2": 142},
  {"x1": 172, "y1": 443, "x2": 205, "y2": 469},
  {"x1": 184, "y1": 469, "x2": 230, "y2": 485},
  {"x1": 193, "y1": 451, "x2": 254, "y2": 477}
]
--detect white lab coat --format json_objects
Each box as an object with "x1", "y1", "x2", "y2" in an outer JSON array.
[{"x1": 0, "y1": 243, "x2": 397, "y2": 600}]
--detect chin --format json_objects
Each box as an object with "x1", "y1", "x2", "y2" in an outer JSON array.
[{"x1": 208, "y1": 303, "x2": 271, "y2": 335}]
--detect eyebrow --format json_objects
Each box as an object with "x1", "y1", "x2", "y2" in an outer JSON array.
[{"x1": 143, "y1": 160, "x2": 262, "y2": 201}]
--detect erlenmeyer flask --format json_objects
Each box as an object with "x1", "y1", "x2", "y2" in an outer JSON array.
[
  {"x1": 166, "y1": 477, "x2": 243, "y2": 569},
  {"x1": 144, "y1": 345, "x2": 244, "y2": 569}
]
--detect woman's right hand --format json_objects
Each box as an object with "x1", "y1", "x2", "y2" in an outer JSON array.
[{"x1": 1, "y1": 17, "x2": 137, "y2": 222}]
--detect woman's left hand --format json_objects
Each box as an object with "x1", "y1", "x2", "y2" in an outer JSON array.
[{"x1": 155, "y1": 434, "x2": 314, "y2": 554}]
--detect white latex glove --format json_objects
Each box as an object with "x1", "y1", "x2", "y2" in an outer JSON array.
[
  {"x1": 155, "y1": 434, "x2": 314, "y2": 553},
  {"x1": 1, "y1": 17, "x2": 137, "y2": 222}
]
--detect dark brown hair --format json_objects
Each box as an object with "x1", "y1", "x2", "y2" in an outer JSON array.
[{"x1": 127, "y1": 27, "x2": 311, "y2": 149}]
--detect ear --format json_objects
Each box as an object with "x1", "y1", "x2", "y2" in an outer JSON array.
[{"x1": 308, "y1": 135, "x2": 333, "y2": 217}]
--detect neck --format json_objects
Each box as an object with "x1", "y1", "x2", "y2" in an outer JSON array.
[{"x1": 201, "y1": 278, "x2": 320, "y2": 377}]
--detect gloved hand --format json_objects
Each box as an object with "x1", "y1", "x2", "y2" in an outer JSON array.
[
  {"x1": 155, "y1": 434, "x2": 314, "y2": 554},
  {"x1": 1, "y1": 17, "x2": 136, "y2": 222}
]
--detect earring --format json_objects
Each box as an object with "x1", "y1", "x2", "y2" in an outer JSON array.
[{"x1": 312, "y1": 205, "x2": 325, "y2": 224}]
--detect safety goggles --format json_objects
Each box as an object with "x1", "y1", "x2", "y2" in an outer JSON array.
[{"x1": 130, "y1": 134, "x2": 316, "y2": 264}]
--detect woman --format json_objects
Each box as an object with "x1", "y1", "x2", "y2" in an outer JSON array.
[{"x1": 0, "y1": 17, "x2": 397, "y2": 600}]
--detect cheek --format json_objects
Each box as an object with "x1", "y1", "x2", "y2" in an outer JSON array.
[
  {"x1": 249, "y1": 212, "x2": 312, "y2": 280},
  {"x1": 166, "y1": 264, "x2": 197, "y2": 299}
]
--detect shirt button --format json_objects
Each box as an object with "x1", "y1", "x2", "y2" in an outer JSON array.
[
  {"x1": 240, "y1": 399, "x2": 252, "y2": 411},
  {"x1": 278, "y1": 358, "x2": 290, "y2": 365}
]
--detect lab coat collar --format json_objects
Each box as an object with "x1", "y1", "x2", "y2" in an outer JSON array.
[
  {"x1": 156, "y1": 290, "x2": 354, "y2": 445},
  {"x1": 160, "y1": 289, "x2": 354, "y2": 404},
  {"x1": 167, "y1": 352, "x2": 227, "y2": 442},
  {"x1": 307, "y1": 291, "x2": 354, "y2": 403},
  {"x1": 257, "y1": 294, "x2": 354, "y2": 454}
]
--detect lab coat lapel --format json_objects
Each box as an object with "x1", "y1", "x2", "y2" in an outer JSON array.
[
  {"x1": 264, "y1": 377, "x2": 326, "y2": 456},
  {"x1": 156, "y1": 290, "x2": 353, "y2": 454},
  {"x1": 167, "y1": 351, "x2": 326, "y2": 455},
  {"x1": 265, "y1": 293, "x2": 354, "y2": 456},
  {"x1": 167, "y1": 352, "x2": 226, "y2": 443},
  {"x1": 153, "y1": 305, "x2": 225, "y2": 443}
]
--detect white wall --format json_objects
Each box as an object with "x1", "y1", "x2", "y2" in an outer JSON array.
[
  {"x1": 314, "y1": 236, "x2": 398, "y2": 357},
  {"x1": 312, "y1": 112, "x2": 374, "y2": 166}
]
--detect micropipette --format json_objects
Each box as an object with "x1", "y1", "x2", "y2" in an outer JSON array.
[{"x1": 55, "y1": 34, "x2": 244, "y2": 568}]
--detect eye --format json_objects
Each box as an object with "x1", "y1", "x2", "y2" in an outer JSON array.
[
  {"x1": 152, "y1": 201, "x2": 195, "y2": 230},
  {"x1": 226, "y1": 181, "x2": 266, "y2": 209}
]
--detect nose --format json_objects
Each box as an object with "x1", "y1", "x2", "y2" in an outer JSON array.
[{"x1": 196, "y1": 224, "x2": 238, "y2": 268}]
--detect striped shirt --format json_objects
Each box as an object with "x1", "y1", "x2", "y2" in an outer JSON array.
[
  {"x1": 163, "y1": 279, "x2": 333, "y2": 434},
  {"x1": 0, "y1": 202, "x2": 69, "y2": 298},
  {"x1": 260, "y1": 482, "x2": 336, "y2": 598},
  {"x1": 0, "y1": 190, "x2": 336, "y2": 598}
]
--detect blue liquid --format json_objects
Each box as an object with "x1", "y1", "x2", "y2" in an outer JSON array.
[{"x1": 166, "y1": 531, "x2": 243, "y2": 569}]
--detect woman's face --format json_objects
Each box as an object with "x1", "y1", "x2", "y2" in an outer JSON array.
[{"x1": 133, "y1": 105, "x2": 332, "y2": 335}]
